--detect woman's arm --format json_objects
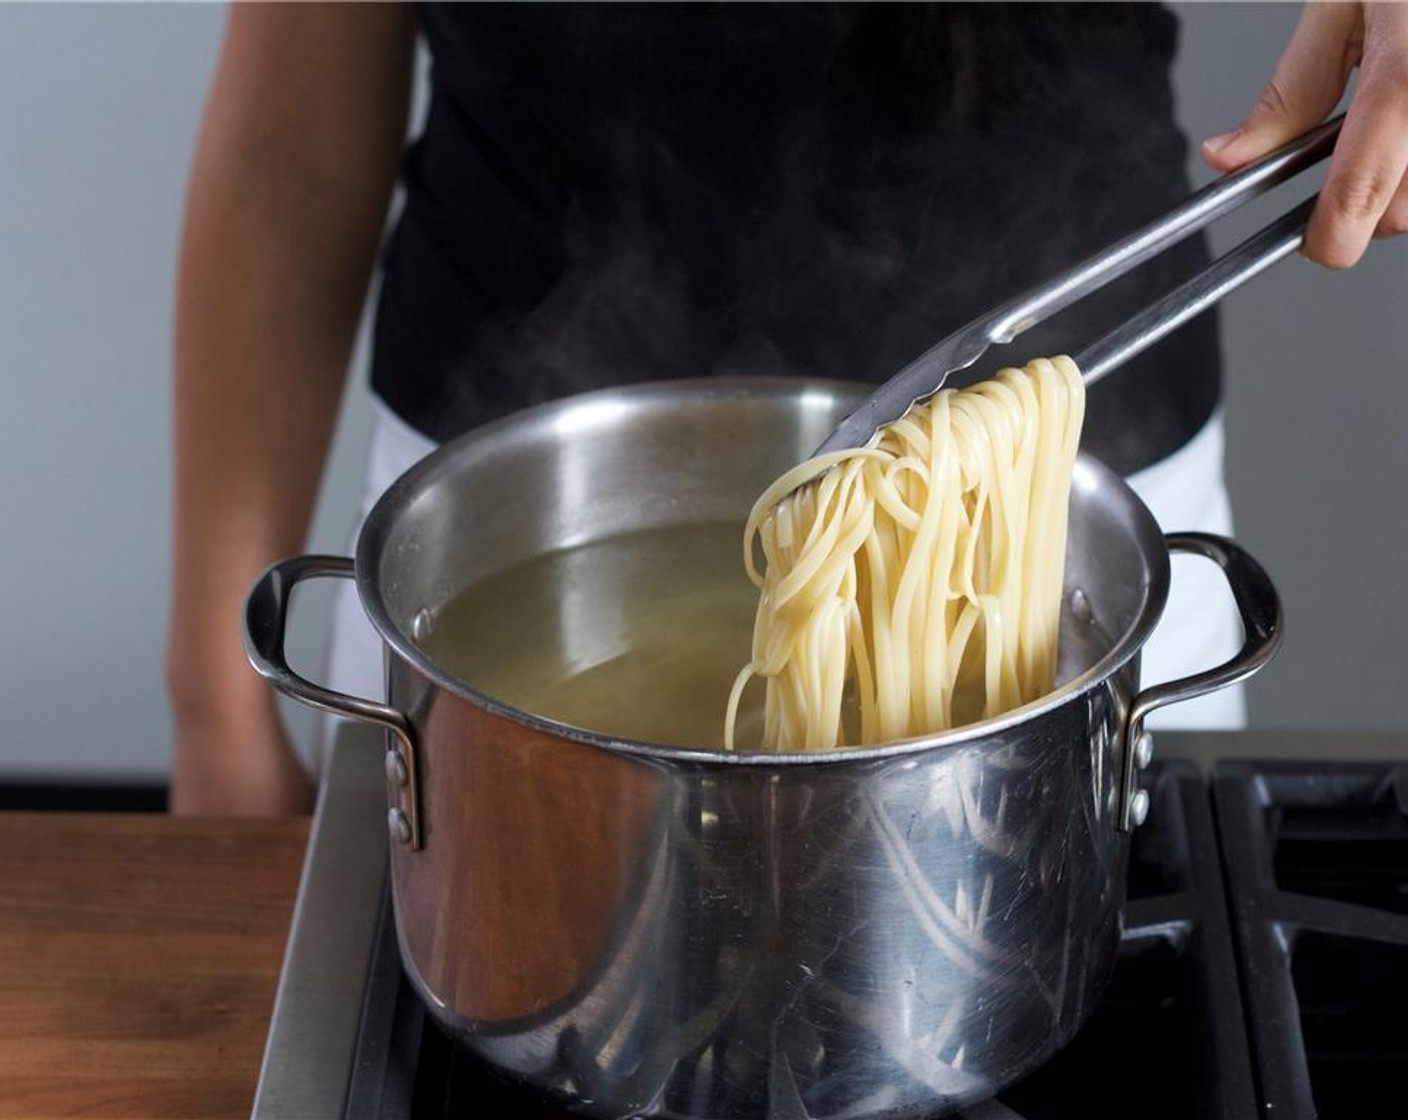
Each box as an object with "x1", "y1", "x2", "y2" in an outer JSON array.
[
  {"x1": 167, "y1": 3, "x2": 415, "y2": 814},
  {"x1": 1202, "y1": 2, "x2": 1408, "y2": 269}
]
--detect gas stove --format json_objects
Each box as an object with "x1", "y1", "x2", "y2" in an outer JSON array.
[{"x1": 252, "y1": 731, "x2": 1408, "y2": 1120}]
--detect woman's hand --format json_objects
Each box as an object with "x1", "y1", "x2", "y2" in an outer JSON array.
[
  {"x1": 169, "y1": 690, "x2": 316, "y2": 816},
  {"x1": 167, "y1": 3, "x2": 414, "y2": 815},
  {"x1": 1202, "y1": 2, "x2": 1408, "y2": 269}
]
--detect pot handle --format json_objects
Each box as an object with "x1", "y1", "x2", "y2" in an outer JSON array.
[
  {"x1": 243, "y1": 555, "x2": 423, "y2": 850},
  {"x1": 1116, "y1": 532, "x2": 1283, "y2": 832}
]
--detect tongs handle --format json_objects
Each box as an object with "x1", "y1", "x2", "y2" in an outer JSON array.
[
  {"x1": 1076, "y1": 195, "x2": 1317, "y2": 385},
  {"x1": 982, "y1": 113, "x2": 1342, "y2": 347},
  {"x1": 815, "y1": 115, "x2": 1344, "y2": 456}
]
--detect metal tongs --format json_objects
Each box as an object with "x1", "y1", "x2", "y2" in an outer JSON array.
[{"x1": 817, "y1": 115, "x2": 1344, "y2": 455}]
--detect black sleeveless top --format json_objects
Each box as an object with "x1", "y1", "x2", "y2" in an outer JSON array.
[{"x1": 372, "y1": 2, "x2": 1220, "y2": 476}]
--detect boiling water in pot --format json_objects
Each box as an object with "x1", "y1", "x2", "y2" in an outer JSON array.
[
  {"x1": 420, "y1": 523, "x2": 766, "y2": 749},
  {"x1": 416, "y1": 522, "x2": 1113, "y2": 751}
]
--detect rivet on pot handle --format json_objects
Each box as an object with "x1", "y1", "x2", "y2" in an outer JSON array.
[
  {"x1": 1117, "y1": 532, "x2": 1284, "y2": 832},
  {"x1": 243, "y1": 555, "x2": 424, "y2": 851}
]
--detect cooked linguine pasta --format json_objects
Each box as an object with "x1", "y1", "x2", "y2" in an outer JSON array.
[{"x1": 725, "y1": 356, "x2": 1085, "y2": 752}]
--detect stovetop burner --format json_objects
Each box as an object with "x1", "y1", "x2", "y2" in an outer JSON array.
[{"x1": 1214, "y1": 760, "x2": 1408, "y2": 1120}]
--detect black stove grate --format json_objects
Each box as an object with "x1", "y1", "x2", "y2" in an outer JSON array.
[
  {"x1": 1213, "y1": 761, "x2": 1408, "y2": 1120},
  {"x1": 344, "y1": 760, "x2": 1260, "y2": 1120},
  {"x1": 996, "y1": 760, "x2": 1256, "y2": 1120}
]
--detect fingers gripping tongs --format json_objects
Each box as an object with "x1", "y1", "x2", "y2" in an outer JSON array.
[{"x1": 817, "y1": 116, "x2": 1344, "y2": 455}]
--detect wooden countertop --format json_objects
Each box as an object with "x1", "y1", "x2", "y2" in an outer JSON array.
[{"x1": 0, "y1": 813, "x2": 309, "y2": 1119}]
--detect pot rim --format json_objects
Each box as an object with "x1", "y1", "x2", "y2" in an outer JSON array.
[{"x1": 356, "y1": 376, "x2": 1171, "y2": 765}]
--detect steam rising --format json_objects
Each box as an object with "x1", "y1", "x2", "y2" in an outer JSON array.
[{"x1": 385, "y1": 4, "x2": 1214, "y2": 473}]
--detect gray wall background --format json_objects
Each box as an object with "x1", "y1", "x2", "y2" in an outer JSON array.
[{"x1": 0, "y1": 3, "x2": 1401, "y2": 781}]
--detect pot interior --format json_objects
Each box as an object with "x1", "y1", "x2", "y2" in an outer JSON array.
[{"x1": 358, "y1": 378, "x2": 1169, "y2": 749}]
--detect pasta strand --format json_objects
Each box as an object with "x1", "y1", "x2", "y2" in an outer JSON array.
[{"x1": 725, "y1": 356, "x2": 1085, "y2": 752}]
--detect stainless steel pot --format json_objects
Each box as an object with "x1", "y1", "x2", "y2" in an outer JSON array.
[{"x1": 245, "y1": 379, "x2": 1280, "y2": 1119}]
